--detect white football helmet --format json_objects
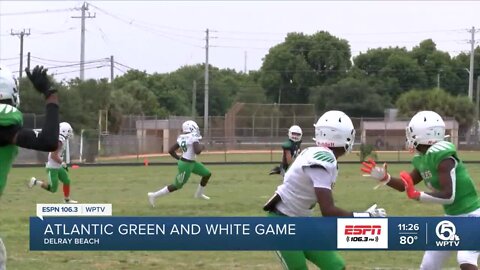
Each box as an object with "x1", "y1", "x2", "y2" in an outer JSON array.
[
  {"x1": 0, "y1": 65, "x2": 20, "y2": 107},
  {"x1": 288, "y1": 125, "x2": 303, "y2": 142},
  {"x1": 406, "y1": 111, "x2": 445, "y2": 150},
  {"x1": 182, "y1": 120, "x2": 200, "y2": 136},
  {"x1": 314, "y1": 110, "x2": 355, "y2": 153},
  {"x1": 59, "y1": 122, "x2": 74, "y2": 140}
]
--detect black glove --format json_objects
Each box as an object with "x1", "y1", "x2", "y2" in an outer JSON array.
[{"x1": 25, "y1": 65, "x2": 57, "y2": 98}]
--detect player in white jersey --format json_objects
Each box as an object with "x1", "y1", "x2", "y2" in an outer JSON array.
[
  {"x1": 263, "y1": 110, "x2": 387, "y2": 270},
  {"x1": 28, "y1": 122, "x2": 77, "y2": 203},
  {"x1": 147, "y1": 120, "x2": 212, "y2": 207}
]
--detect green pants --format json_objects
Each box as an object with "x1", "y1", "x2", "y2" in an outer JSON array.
[
  {"x1": 46, "y1": 167, "x2": 71, "y2": 193},
  {"x1": 268, "y1": 212, "x2": 345, "y2": 270},
  {"x1": 173, "y1": 159, "x2": 211, "y2": 189}
]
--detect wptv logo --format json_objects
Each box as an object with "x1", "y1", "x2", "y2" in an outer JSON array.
[
  {"x1": 435, "y1": 220, "x2": 460, "y2": 247},
  {"x1": 337, "y1": 219, "x2": 388, "y2": 249}
]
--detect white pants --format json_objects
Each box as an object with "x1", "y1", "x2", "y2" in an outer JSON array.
[
  {"x1": 0, "y1": 238, "x2": 6, "y2": 270},
  {"x1": 420, "y1": 208, "x2": 480, "y2": 270}
]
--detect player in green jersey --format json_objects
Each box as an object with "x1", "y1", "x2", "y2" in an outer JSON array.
[
  {"x1": 147, "y1": 120, "x2": 211, "y2": 207},
  {"x1": 269, "y1": 125, "x2": 302, "y2": 176},
  {"x1": 362, "y1": 111, "x2": 480, "y2": 270},
  {"x1": 0, "y1": 65, "x2": 59, "y2": 270}
]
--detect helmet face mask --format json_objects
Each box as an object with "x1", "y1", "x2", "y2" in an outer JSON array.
[
  {"x1": 314, "y1": 110, "x2": 355, "y2": 153},
  {"x1": 0, "y1": 65, "x2": 20, "y2": 107},
  {"x1": 182, "y1": 120, "x2": 200, "y2": 136},
  {"x1": 406, "y1": 111, "x2": 445, "y2": 151},
  {"x1": 288, "y1": 125, "x2": 303, "y2": 142},
  {"x1": 59, "y1": 122, "x2": 74, "y2": 140}
]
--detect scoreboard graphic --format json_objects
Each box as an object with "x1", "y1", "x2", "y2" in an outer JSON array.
[{"x1": 29, "y1": 206, "x2": 479, "y2": 250}]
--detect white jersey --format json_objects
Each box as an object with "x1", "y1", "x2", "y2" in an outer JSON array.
[
  {"x1": 46, "y1": 134, "x2": 67, "y2": 169},
  {"x1": 177, "y1": 132, "x2": 201, "y2": 161},
  {"x1": 275, "y1": 146, "x2": 338, "y2": 217}
]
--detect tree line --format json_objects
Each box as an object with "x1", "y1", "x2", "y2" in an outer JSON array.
[{"x1": 17, "y1": 31, "x2": 480, "y2": 133}]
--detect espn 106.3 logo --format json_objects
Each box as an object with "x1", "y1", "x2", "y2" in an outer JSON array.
[{"x1": 337, "y1": 218, "x2": 388, "y2": 249}]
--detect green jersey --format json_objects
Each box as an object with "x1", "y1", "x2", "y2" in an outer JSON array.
[
  {"x1": 412, "y1": 141, "x2": 480, "y2": 215},
  {"x1": 0, "y1": 104, "x2": 23, "y2": 195},
  {"x1": 282, "y1": 139, "x2": 302, "y2": 158}
]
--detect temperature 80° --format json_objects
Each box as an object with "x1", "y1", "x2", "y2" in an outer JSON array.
[{"x1": 399, "y1": 235, "x2": 418, "y2": 245}]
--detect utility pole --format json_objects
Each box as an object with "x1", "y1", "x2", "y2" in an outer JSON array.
[
  {"x1": 476, "y1": 75, "x2": 480, "y2": 138},
  {"x1": 192, "y1": 80, "x2": 197, "y2": 117},
  {"x1": 110, "y1": 55, "x2": 114, "y2": 82},
  {"x1": 72, "y1": 2, "x2": 95, "y2": 80},
  {"x1": 27, "y1": 52, "x2": 31, "y2": 70},
  {"x1": 10, "y1": 29, "x2": 30, "y2": 78},
  {"x1": 204, "y1": 28, "x2": 209, "y2": 138},
  {"x1": 467, "y1": 26, "x2": 478, "y2": 101},
  {"x1": 244, "y1": 51, "x2": 247, "y2": 74}
]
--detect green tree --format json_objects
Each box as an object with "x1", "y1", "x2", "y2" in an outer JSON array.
[
  {"x1": 310, "y1": 77, "x2": 390, "y2": 117},
  {"x1": 410, "y1": 39, "x2": 460, "y2": 93},
  {"x1": 396, "y1": 88, "x2": 475, "y2": 130},
  {"x1": 260, "y1": 31, "x2": 352, "y2": 104}
]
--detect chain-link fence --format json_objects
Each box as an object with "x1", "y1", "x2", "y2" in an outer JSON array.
[{"x1": 13, "y1": 108, "x2": 480, "y2": 164}]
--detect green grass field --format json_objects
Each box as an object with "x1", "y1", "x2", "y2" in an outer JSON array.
[
  {"x1": 2, "y1": 161, "x2": 480, "y2": 270},
  {"x1": 95, "y1": 150, "x2": 480, "y2": 163}
]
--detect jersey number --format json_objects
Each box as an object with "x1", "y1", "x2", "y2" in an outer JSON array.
[{"x1": 180, "y1": 140, "x2": 187, "y2": 152}]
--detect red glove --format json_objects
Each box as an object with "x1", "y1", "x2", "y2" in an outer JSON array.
[
  {"x1": 400, "y1": 171, "x2": 420, "y2": 200},
  {"x1": 361, "y1": 158, "x2": 390, "y2": 182}
]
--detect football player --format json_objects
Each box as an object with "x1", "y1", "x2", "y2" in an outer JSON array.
[
  {"x1": 264, "y1": 110, "x2": 387, "y2": 270},
  {"x1": 147, "y1": 120, "x2": 212, "y2": 207},
  {"x1": 0, "y1": 65, "x2": 59, "y2": 270},
  {"x1": 29, "y1": 122, "x2": 77, "y2": 203},
  {"x1": 269, "y1": 125, "x2": 302, "y2": 176},
  {"x1": 362, "y1": 110, "x2": 480, "y2": 270}
]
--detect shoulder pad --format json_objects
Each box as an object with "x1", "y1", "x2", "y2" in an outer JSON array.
[
  {"x1": 303, "y1": 147, "x2": 337, "y2": 169},
  {"x1": 426, "y1": 141, "x2": 455, "y2": 154}
]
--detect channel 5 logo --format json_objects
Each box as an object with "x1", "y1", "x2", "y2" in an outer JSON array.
[
  {"x1": 337, "y1": 218, "x2": 388, "y2": 249},
  {"x1": 435, "y1": 220, "x2": 460, "y2": 247}
]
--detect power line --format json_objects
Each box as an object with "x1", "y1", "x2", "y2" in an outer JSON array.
[
  {"x1": 52, "y1": 64, "x2": 109, "y2": 76},
  {"x1": 114, "y1": 66, "x2": 127, "y2": 74},
  {"x1": 0, "y1": 7, "x2": 80, "y2": 16},
  {"x1": 88, "y1": 2, "x2": 203, "y2": 34},
  {"x1": 114, "y1": 61, "x2": 135, "y2": 70},
  {"x1": 30, "y1": 58, "x2": 108, "y2": 70},
  {"x1": 88, "y1": 2, "x2": 204, "y2": 48},
  {"x1": 30, "y1": 55, "x2": 95, "y2": 64},
  {"x1": 0, "y1": 56, "x2": 20, "y2": 61}
]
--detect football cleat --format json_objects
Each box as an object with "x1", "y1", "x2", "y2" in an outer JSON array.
[
  {"x1": 28, "y1": 177, "x2": 36, "y2": 188},
  {"x1": 194, "y1": 193, "x2": 210, "y2": 200},
  {"x1": 147, "y1": 192, "x2": 156, "y2": 207},
  {"x1": 64, "y1": 198, "x2": 78, "y2": 204},
  {"x1": 269, "y1": 166, "x2": 281, "y2": 175}
]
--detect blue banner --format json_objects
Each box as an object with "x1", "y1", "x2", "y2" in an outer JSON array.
[{"x1": 29, "y1": 216, "x2": 480, "y2": 251}]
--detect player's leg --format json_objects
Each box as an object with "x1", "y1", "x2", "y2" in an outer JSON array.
[
  {"x1": 457, "y1": 251, "x2": 479, "y2": 270},
  {"x1": 58, "y1": 167, "x2": 76, "y2": 203},
  {"x1": 191, "y1": 161, "x2": 211, "y2": 200},
  {"x1": 275, "y1": 250, "x2": 308, "y2": 270},
  {"x1": 420, "y1": 250, "x2": 453, "y2": 270},
  {"x1": 30, "y1": 169, "x2": 59, "y2": 193},
  {"x1": 0, "y1": 172, "x2": 7, "y2": 197},
  {"x1": 304, "y1": 250, "x2": 345, "y2": 270},
  {"x1": 0, "y1": 237, "x2": 6, "y2": 270},
  {"x1": 147, "y1": 160, "x2": 193, "y2": 207},
  {"x1": 269, "y1": 165, "x2": 281, "y2": 175}
]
